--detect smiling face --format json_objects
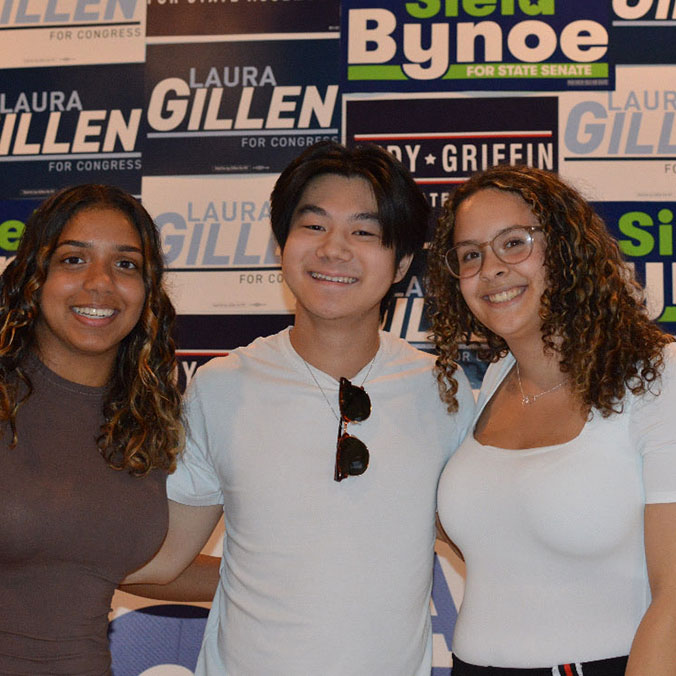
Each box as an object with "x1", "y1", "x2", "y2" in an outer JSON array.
[
  {"x1": 34, "y1": 207, "x2": 146, "y2": 386},
  {"x1": 455, "y1": 188, "x2": 547, "y2": 346},
  {"x1": 281, "y1": 173, "x2": 411, "y2": 330}
]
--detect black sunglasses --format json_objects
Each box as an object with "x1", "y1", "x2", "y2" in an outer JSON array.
[{"x1": 334, "y1": 377, "x2": 371, "y2": 482}]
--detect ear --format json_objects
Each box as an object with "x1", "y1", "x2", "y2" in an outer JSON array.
[{"x1": 393, "y1": 253, "x2": 414, "y2": 284}]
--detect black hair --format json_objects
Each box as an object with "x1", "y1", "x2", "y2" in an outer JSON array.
[{"x1": 270, "y1": 140, "x2": 430, "y2": 266}]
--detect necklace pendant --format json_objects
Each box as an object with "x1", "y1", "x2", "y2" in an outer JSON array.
[{"x1": 516, "y1": 362, "x2": 564, "y2": 407}]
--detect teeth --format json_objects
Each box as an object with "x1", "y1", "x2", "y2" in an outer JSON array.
[
  {"x1": 73, "y1": 306, "x2": 115, "y2": 318},
  {"x1": 311, "y1": 272, "x2": 357, "y2": 284},
  {"x1": 487, "y1": 288, "x2": 523, "y2": 303}
]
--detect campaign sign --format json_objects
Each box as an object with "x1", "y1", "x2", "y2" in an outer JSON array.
[
  {"x1": 342, "y1": 0, "x2": 612, "y2": 93},
  {"x1": 0, "y1": 0, "x2": 145, "y2": 68},
  {"x1": 0, "y1": 197, "x2": 40, "y2": 272},
  {"x1": 344, "y1": 94, "x2": 558, "y2": 206},
  {"x1": 142, "y1": 174, "x2": 295, "y2": 315},
  {"x1": 0, "y1": 64, "x2": 143, "y2": 200},
  {"x1": 384, "y1": 249, "x2": 433, "y2": 352},
  {"x1": 147, "y1": 0, "x2": 339, "y2": 37},
  {"x1": 344, "y1": 93, "x2": 553, "y2": 384},
  {"x1": 595, "y1": 200, "x2": 676, "y2": 335},
  {"x1": 142, "y1": 39, "x2": 340, "y2": 176},
  {"x1": 610, "y1": 0, "x2": 676, "y2": 64},
  {"x1": 174, "y1": 314, "x2": 293, "y2": 353},
  {"x1": 559, "y1": 65, "x2": 676, "y2": 202}
]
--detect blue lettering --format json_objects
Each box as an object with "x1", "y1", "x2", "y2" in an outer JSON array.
[
  {"x1": 202, "y1": 223, "x2": 230, "y2": 266},
  {"x1": 564, "y1": 101, "x2": 607, "y2": 154},
  {"x1": 3, "y1": 0, "x2": 137, "y2": 24},
  {"x1": 186, "y1": 222, "x2": 204, "y2": 266},
  {"x1": 157, "y1": 212, "x2": 185, "y2": 265},
  {"x1": 233, "y1": 222, "x2": 259, "y2": 266},
  {"x1": 45, "y1": 0, "x2": 69, "y2": 22}
]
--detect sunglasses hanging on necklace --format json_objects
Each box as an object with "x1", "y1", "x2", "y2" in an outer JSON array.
[
  {"x1": 335, "y1": 377, "x2": 371, "y2": 481},
  {"x1": 301, "y1": 353, "x2": 376, "y2": 482}
]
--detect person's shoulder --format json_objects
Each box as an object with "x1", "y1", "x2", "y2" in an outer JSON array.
[
  {"x1": 191, "y1": 330, "x2": 290, "y2": 390},
  {"x1": 190, "y1": 352, "x2": 241, "y2": 388},
  {"x1": 649, "y1": 340, "x2": 676, "y2": 396},
  {"x1": 378, "y1": 332, "x2": 475, "y2": 404},
  {"x1": 379, "y1": 330, "x2": 435, "y2": 368},
  {"x1": 637, "y1": 341, "x2": 676, "y2": 396},
  {"x1": 378, "y1": 331, "x2": 476, "y2": 393},
  {"x1": 472, "y1": 352, "x2": 513, "y2": 408},
  {"x1": 661, "y1": 341, "x2": 676, "y2": 369},
  {"x1": 627, "y1": 340, "x2": 676, "y2": 439}
]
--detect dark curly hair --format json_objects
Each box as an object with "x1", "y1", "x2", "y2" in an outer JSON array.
[
  {"x1": 0, "y1": 184, "x2": 183, "y2": 475},
  {"x1": 426, "y1": 164, "x2": 673, "y2": 415}
]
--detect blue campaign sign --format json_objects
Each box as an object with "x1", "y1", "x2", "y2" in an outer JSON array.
[
  {"x1": 345, "y1": 95, "x2": 559, "y2": 206},
  {"x1": 0, "y1": 64, "x2": 143, "y2": 199},
  {"x1": 610, "y1": 0, "x2": 676, "y2": 64},
  {"x1": 147, "y1": 0, "x2": 339, "y2": 37},
  {"x1": 594, "y1": 200, "x2": 676, "y2": 335},
  {"x1": 341, "y1": 0, "x2": 613, "y2": 93},
  {"x1": 142, "y1": 39, "x2": 340, "y2": 177}
]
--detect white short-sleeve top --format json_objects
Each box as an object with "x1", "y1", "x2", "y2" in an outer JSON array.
[
  {"x1": 169, "y1": 328, "x2": 475, "y2": 675},
  {"x1": 437, "y1": 342, "x2": 676, "y2": 668}
]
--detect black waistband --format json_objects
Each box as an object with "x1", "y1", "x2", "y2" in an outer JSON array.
[{"x1": 451, "y1": 654, "x2": 629, "y2": 676}]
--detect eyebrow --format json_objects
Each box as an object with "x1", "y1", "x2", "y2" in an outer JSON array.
[
  {"x1": 454, "y1": 224, "x2": 527, "y2": 247},
  {"x1": 294, "y1": 204, "x2": 380, "y2": 222},
  {"x1": 55, "y1": 239, "x2": 143, "y2": 254}
]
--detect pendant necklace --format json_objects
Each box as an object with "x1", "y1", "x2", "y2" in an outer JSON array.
[{"x1": 515, "y1": 362, "x2": 565, "y2": 406}]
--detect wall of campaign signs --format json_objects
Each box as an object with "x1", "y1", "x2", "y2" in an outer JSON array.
[{"x1": 1, "y1": 0, "x2": 675, "y2": 673}]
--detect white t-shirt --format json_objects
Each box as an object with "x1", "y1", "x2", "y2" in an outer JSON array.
[
  {"x1": 168, "y1": 328, "x2": 475, "y2": 675},
  {"x1": 438, "y1": 342, "x2": 676, "y2": 668}
]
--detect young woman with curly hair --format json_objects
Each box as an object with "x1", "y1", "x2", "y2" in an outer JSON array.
[
  {"x1": 426, "y1": 165, "x2": 676, "y2": 676},
  {"x1": 0, "y1": 184, "x2": 183, "y2": 674}
]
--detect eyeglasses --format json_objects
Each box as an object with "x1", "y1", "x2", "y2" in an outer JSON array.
[
  {"x1": 444, "y1": 226, "x2": 542, "y2": 279},
  {"x1": 335, "y1": 377, "x2": 371, "y2": 482}
]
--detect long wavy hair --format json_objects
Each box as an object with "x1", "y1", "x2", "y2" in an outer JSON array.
[
  {"x1": 426, "y1": 164, "x2": 673, "y2": 415},
  {"x1": 0, "y1": 184, "x2": 183, "y2": 475}
]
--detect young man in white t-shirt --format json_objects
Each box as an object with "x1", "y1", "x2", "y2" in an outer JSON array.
[{"x1": 125, "y1": 141, "x2": 474, "y2": 675}]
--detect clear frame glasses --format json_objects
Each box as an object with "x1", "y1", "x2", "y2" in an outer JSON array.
[{"x1": 444, "y1": 225, "x2": 542, "y2": 279}]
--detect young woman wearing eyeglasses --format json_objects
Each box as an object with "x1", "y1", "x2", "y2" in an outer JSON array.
[{"x1": 426, "y1": 164, "x2": 676, "y2": 676}]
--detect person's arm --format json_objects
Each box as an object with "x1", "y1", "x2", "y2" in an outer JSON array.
[
  {"x1": 121, "y1": 553, "x2": 220, "y2": 602},
  {"x1": 121, "y1": 499, "x2": 223, "y2": 593},
  {"x1": 626, "y1": 502, "x2": 676, "y2": 675}
]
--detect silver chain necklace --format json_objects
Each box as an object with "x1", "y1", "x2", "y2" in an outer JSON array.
[
  {"x1": 301, "y1": 351, "x2": 377, "y2": 422},
  {"x1": 515, "y1": 361, "x2": 565, "y2": 406}
]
